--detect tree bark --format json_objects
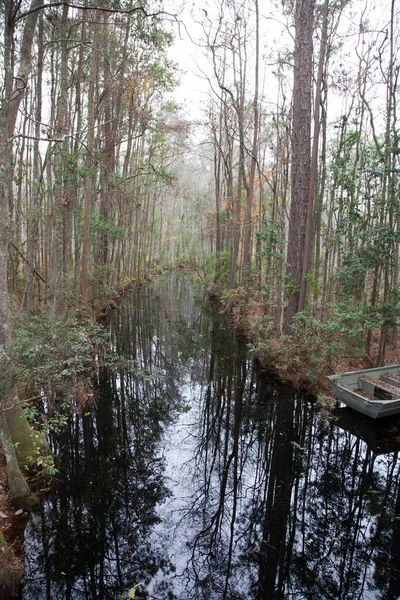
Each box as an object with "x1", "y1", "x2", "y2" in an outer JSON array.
[
  {"x1": 284, "y1": 0, "x2": 315, "y2": 332},
  {"x1": 298, "y1": 0, "x2": 328, "y2": 312},
  {"x1": 0, "y1": 0, "x2": 44, "y2": 509},
  {"x1": 80, "y1": 17, "x2": 99, "y2": 303},
  {"x1": 241, "y1": 0, "x2": 260, "y2": 287}
]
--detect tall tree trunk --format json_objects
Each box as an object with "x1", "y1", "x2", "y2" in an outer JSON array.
[
  {"x1": 73, "y1": 20, "x2": 87, "y2": 291},
  {"x1": 378, "y1": 0, "x2": 397, "y2": 366},
  {"x1": 97, "y1": 11, "x2": 113, "y2": 276},
  {"x1": 298, "y1": 0, "x2": 328, "y2": 312},
  {"x1": 0, "y1": 0, "x2": 44, "y2": 509},
  {"x1": 80, "y1": 18, "x2": 99, "y2": 303},
  {"x1": 53, "y1": 3, "x2": 70, "y2": 311},
  {"x1": 26, "y1": 12, "x2": 44, "y2": 311},
  {"x1": 284, "y1": 0, "x2": 315, "y2": 332},
  {"x1": 241, "y1": 0, "x2": 260, "y2": 287}
]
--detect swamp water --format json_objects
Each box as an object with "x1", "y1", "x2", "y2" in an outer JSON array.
[{"x1": 19, "y1": 276, "x2": 400, "y2": 600}]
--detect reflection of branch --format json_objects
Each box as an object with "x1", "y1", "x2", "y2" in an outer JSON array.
[{"x1": 190, "y1": 383, "x2": 244, "y2": 577}]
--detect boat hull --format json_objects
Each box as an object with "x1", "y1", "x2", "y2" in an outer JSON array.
[{"x1": 328, "y1": 364, "x2": 400, "y2": 419}]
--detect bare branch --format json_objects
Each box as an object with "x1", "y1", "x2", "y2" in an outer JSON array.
[
  {"x1": 1, "y1": 395, "x2": 44, "y2": 414},
  {"x1": 16, "y1": 2, "x2": 178, "y2": 23}
]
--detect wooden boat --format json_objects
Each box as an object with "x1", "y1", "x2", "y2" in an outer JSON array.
[{"x1": 328, "y1": 364, "x2": 400, "y2": 419}]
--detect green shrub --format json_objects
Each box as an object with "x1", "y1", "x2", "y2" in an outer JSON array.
[{"x1": 12, "y1": 309, "x2": 109, "y2": 411}]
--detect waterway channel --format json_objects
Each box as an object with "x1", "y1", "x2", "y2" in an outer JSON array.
[{"x1": 20, "y1": 275, "x2": 400, "y2": 599}]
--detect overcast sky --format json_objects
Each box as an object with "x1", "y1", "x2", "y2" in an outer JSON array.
[{"x1": 166, "y1": 0, "x2": 396, "y2": 129}]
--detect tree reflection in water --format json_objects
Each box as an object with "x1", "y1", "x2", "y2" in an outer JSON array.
[{"x1": 21, "y1": 276, "x2": 400, "y2": 600}]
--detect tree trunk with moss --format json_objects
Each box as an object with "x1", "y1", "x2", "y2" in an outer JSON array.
[{"x1": 0, "y1": 0, "x2": 46, "y2": 510}]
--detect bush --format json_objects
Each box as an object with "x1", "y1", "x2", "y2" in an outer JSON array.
[
  {"x1": 12, "y1": 308, "x2": 109, "y2": 412},
  {"x1": 247, "y1": 302, "x2": 379, "y2": 390}
]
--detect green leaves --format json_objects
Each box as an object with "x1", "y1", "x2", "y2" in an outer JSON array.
[{"x1": 12, "y1": 309, "x2": 110, "y2": 406}]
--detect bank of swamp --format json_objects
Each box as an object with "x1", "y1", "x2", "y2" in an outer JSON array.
[{"x1": 1, "y1": 274, "x2": 400, "y2": 599}]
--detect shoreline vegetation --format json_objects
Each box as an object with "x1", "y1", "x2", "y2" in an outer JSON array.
[
  {"x1": 1, "y1": 0, "x2": 399, "y2": 592},
  {"x1": 1, "y1": 271, "x2": 399, "y2": 593}
]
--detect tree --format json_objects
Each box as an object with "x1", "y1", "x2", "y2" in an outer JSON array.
[
  {"x1": 241, "y1": 0, "x2": 260, "y2": 286},
  {"x1": 298, "y1": 0, "x2": 329, "y2": 313},
  {"x1": 0, "y1": 0, "x2": 44, "y2": 508},
  {"x1": 201, "y1": 0, "x2": 262, "y2": 290},
  {"x1": 284, "y1": 0, "x2": 316, "y2": 332},
  {"x1": 0, "y1": 0, "x2": 179, "y2": 507}
]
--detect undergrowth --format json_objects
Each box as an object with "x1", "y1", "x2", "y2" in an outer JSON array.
[
  {"x1": 236, "y1": 295, "x2": 385, "y2": 392},
  {"x1": 12, "y1": 308, "x2": 110, "y2": 414}
]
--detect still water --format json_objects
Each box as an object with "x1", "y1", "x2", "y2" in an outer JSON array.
[{"x1": 21, "y1": 276, "x2": 400, "y2": 599}]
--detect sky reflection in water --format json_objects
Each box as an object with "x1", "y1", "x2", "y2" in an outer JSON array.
[{"x1": 21, "y1": 275, "x2": 400, "y2": 600}]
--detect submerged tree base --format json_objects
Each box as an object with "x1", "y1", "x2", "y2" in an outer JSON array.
[
  {"x1": 5, "y1": 389, "x2": 51, "y2": 471},
  {"x1": 0, "y1": 531, "x2": 23, "y2": 596},
  {"x1": 0, "y1": 411, "x2": 38, "y2": 510},
  {"x1": 0, "y1": 455, "x2": 24, "y2": 598}
]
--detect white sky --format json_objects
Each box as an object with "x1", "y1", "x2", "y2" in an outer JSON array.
[{"x1": 165, "y1": 0, "x2": 397, "y2": 128}]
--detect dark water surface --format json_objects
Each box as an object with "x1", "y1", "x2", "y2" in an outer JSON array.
[{"x1": 21, "y1": 276, "x2": 400, "y2": 600}]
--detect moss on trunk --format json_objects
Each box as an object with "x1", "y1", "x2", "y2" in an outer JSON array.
[
  {"x1": 0, "y1": 530, "x2": 6, "y2": 549},
  {"x1": 0, "y1": 411, "x2": 38, "y2": 510},
  {"x1": 4, "y1": 389, "x2": 50, "y2": 471}
]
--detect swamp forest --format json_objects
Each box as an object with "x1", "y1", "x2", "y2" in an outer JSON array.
[{"x1": 0, "y1": 0, "x2": 400, "y2": 598}]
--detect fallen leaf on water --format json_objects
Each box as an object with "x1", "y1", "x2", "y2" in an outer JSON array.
[
  {"x1": 291, "y1": 441, "x2": 304, "y2": 451},
  {"x1": 15, "y1": 509, "x2": 23, "y2": 516},
  {"x1": 128, "y1": 582, "x2": 143, "y2": 598}
]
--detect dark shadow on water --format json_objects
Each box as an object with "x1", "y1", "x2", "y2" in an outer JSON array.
[{"x1": 20, "y1": 275, "x2": 400, "y2": 600}]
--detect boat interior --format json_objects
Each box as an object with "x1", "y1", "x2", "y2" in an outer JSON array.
[{"x1": 356, "y1": 372, "x2": 400, "y2": 400}]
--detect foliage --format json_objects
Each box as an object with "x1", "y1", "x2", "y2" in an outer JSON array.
[
  {"x1": 220, "y1": 286, "x2": 247, "y2": 309},
  {"x1": 90, "y1": 214, "x2": 126, "y2": 244},
  {"x1": 246, "y1": 295, "x2": 398, "y2": 389},
  {"x1": 305, "y1": 272, "x2": 322, "y2": 299},
  {"x1": 327, "y1": 300, "x2": 400, "y2": 347},
  {"x1": 16, "y1": 422, "x2": 58, "y2": 475},
  {"x1": 211, "y1": 250, "x2": 231, "y2": 289},
  {"x1": 335, "y1": 224, "x2": 400, "y2": 299},
  {"x1": 12, "y1": 309, "x2": 109, "y2": 410},
  {"x1": 334, "y1": 253, "x2": 368, "y2": 298},
  {"x1": 287, "y1": 301, "x2": 397, "y2": 379}
]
